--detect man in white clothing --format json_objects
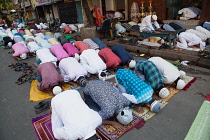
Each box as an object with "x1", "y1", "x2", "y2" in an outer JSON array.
[
  {"x1": 59, "y1": 57, "x2": 88, "y2": 87},
  {"x1": 36, "y1": 48, "x2": 57, "y2": 66},
  {"x1": 140, "y1": 15, "x2": 162, "y2": 33},
  {"x1": 177, "y1": 32, "x2": 206, "y2": 50},
  {"x1": 80, "y1": 49, "x2": 106, "y2": 75},
  {"x1": 51, "y1": 90, "x2": 102, "y2": 140},
  {"x1": 148, "y1": 57, "x2": 186, "y2": 90}
]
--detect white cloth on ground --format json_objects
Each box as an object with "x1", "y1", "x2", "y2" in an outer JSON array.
[{"x1": 51, "y1": 90, "x2": 102, "y2": 140}]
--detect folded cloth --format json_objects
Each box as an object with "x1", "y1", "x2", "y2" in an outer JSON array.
[{"x1": 29, "y1": 80, "x2": 72, "y2": 102}]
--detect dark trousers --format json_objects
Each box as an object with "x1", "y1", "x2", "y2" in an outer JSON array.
[{"x1": 84, "y1": 94, "x2": 100, "y2": 112}]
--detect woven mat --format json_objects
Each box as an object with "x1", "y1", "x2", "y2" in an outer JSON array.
[
  {"x1": 185, "y1": 101, "x2": 210, "y2": 140},
  {"x1": 32, "y1": 112, "x2": 146, "y2": 140}
]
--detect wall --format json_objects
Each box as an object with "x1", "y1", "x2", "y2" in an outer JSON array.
[{"x1": 105, "y1": 0, "x2": 115, "y2": 11}]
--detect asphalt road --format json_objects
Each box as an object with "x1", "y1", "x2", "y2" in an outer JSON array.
[{"x1": 0, "y1": 47, "x2": 209, "y2": 140}]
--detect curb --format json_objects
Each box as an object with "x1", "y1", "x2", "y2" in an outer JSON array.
[{"x1": 102, "y1": 39, "x2": 210, "y2": 69}]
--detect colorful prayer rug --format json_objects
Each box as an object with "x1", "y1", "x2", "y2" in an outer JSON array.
[
  {"x1": 29, "y1": 80, "x2": 72, "y2": 102},
  {"x1": 184, "y1": 101, "x2": 210, "y2": 140},
  {"x1": 32, "y1": 112, "x2": 146, "y2": 140}
]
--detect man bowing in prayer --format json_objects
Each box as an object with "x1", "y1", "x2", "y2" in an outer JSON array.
[{"x1": 51, "y1": 90, "x2": 102, "y2": 140}]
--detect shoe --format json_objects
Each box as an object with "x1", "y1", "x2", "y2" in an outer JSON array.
[
  {"x1": 35, "y1": 101, "x2": 50, "y2": 114},
  {"x1": 34, "y1": 101, "x2": 47, "y2": 109},
  {"x1": 105, "y1": 71, "x2": 115, "y2": 80}
]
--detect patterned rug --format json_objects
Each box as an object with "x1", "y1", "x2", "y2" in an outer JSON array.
[
  {"x1": 32, "y1": 112, "x2": 146, "y2": 140},
  {"x1": 185, "y1": 101, "x2": 210, "y2": 140}
]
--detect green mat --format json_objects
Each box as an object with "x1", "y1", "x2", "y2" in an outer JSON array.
[{"x1": 185, "y1": 101, "x2": 210, "y2": 140}]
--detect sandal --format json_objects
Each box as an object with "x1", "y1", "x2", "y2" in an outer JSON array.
[
  {"x1": 35, "y1": 101, "x2": 50, "y2": 114},
  {"x1": 34, "y1": 101, "x2": 47, "y2": 109}
]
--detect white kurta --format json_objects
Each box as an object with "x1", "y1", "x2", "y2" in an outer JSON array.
[
  {"x1": 178, "y1": 8, "x2": 197, "y2": 19},
  {"x1": 51, "y1": 90, "x2": 102, "y2": 140},
  {"x1": 27, "y1": 41, "x2": 40, "y2": 53},
  {"x1": 177, "y1": 32, "x2": 202, "y2": 49},
  {"x1": 36, "y1": 48, "x2": 57, "y2": 64},
  {"x1": 59, "y1": 57, "x2": 88, "y2": 82},
  {"x1": 195, "y1": 26, "x2": 210, "y2": 38},
  {"x1": 80, "y1": 49, "x2": 106, "y2": 74},
  {"x1": 139, "y1": 15, "x2": 160, "y2": 32},
  {"x1": 186, "y1": 29, "x2": 207, "y2": 41},
  {"x1": 148, "y1": 57, "x2": 180, "y2": 84}
]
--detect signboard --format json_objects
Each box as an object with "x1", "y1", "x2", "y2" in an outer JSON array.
[{"x1": 31, "y1": 0, "x2": 52, "y2": 8}]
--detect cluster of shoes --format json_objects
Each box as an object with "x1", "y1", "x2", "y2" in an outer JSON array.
[
  {"x1": 34, "y1": 101, "x2": 51, "y2": 114},
  {"x1": 118, "y1": 38, "x2": 131, "y2": 44},
  {"x1": 8, "y1": 62, "x2": 36, "y2": 85},
  {"x1": 98, "y1": 70, "x2": 115, "y2": 81}
]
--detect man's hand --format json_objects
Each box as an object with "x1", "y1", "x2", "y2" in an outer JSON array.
[
  {"x1": 153, "y1": 30, "x2": 161, "y2": 33},
  {"x1": 111, "y1": 121, "x2": 125, "y2": 130}
]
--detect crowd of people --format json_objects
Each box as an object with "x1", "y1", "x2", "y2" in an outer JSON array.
[{"x1": 0, "y1": 22, "x2": 190, "y2": 139}]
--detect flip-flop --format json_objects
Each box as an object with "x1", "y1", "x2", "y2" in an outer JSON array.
[
  {"x1": 34, "y1": 101, "x2": 47, "y2": 109},
  {"x1": 35, "y1": 102, "x2": 50, "y2": 114}
]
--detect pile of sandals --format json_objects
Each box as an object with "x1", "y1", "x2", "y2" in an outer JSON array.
[
  {"x1": 198, "y1": 45, "x2": 210, "y2": 59},
  {"x1": 8, "y1": 62, "x2": 36, "y2": 85}
]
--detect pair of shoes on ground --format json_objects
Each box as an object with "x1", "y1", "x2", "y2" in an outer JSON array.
[
  {"x1": 15, "y1": 73, "x2": 36, "y2": 85},
  {"x1": 34, "y1": 101, "x2": 51, "y2": 114},
  {"x1": 98, "y1": 70, "x2": 115, "y2": 81}
]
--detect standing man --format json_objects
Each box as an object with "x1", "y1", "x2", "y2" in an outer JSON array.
[{"x1": 51, "y1": 90, "x2": 102, "y2": 140}]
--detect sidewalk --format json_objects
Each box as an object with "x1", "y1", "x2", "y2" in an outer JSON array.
[{"x1": 101, "y1": 38, "x2": 210, "y2": 69}]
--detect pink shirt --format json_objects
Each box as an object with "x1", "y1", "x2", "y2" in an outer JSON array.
[
  {"x1": 74, "y1": 41, "x2": 90, "y2": 54},
  {"x1": 64, "y1": 26, "x2": 71, "y2": 34},
  {"x1": 37, "y1": 62, "x2": 64, "y2": 91},
  {"x1": 98, "y1": 47, "x2": 121, "y2": 68},
  {"x1": 12, "y1": 43, "x2": 29, "y2": 57},
  {"x1": 63, "y1": 43, "x2": 79, "y2": 57},
  {"x1": 51, "y1": 44, "x2": 69, "y2": 61}
]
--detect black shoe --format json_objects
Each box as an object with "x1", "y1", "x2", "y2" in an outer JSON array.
[{"x1": 34, "y1": 101, "x2": 47, "y2": 109}]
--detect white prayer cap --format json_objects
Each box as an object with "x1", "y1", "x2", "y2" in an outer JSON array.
[
  {"x1": 114, "y1": 12, "x2": 122, "y2": 19},
  {"x1": 74, "y1": 53, "x2": 80, "y2": 61},
  {"x1": 117, "y1": 107, "x2": 133, "y2": 125},
  {"x1": 152, "y1": 15, "x2": 157, "y2": 20},
  {"x1": 176, "y1": 79, "x2": 185, "y2": 90},
  {"x1": 159, "y1": 87, "x2": 169, "y2": 98},
  {"x1": 129, "y1": 60, "x2": 136, "y2": 68},
  {"x1": 8, "y1": 42, "x2": 12, "y2": 47},
  {"x1": 20, "y1": 53, "x2": 27, "y2": 59},
  {"x1": 53, "y1": 86, "x2": 62, "y2": 95},
  {"x1": 179, "y1": 70, "x2": 186, "y2": 79}
]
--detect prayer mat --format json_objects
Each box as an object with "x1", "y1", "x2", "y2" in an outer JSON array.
[
  {"x1": 32, "y1": 112, "x2": 146, "y2": 140},
  {"x1": 185, "y1": 101, "x2": 210, "y2": 140},
  {"x1": 182, "y1": 75, "x2": 197, "y2": 91},
  {"x1": 29, "y1": 80, "x2": 71, "y2": 102},
  {"x1": 131, "y1": 100, "x2": 168, "y2": 121}
]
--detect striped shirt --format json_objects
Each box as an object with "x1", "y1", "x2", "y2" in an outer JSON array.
[{"x1": 83, "y1": 38, "x2": 99, "y2": 50}]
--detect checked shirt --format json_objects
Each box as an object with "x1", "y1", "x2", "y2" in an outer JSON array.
[
  {"x1": 116, "y1": 69, "x2": 153, "y2": 104},
  {"x1": 135, "y1": 60, "x2": 164, "y2": 90}
]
